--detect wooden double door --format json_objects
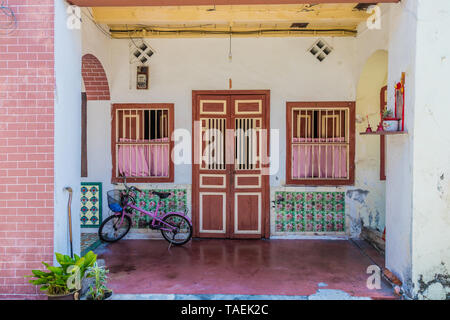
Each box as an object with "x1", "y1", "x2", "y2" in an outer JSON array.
[{"x1": 192, "y1": 90, "x2": 270, "y2": 239}]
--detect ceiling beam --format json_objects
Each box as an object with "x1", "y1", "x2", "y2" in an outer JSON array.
[
  {"x1": 92, "y1": 5, "x2": 370, "y2": 25},
  {"x1": 69, "y1": 0, "x2": 399, "y2": 7}
]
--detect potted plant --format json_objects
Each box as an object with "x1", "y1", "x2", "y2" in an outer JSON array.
[
  {"x1": 86, "y1": 262, "x2": 113, "y2": 300},
  {"x1": 381, "y1": 108, "x2": 399, "y2": 131},
  {"x1": 27, "y1": 251, "x2": 97, "y2": 300}
]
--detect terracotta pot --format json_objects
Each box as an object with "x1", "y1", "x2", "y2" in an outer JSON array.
[{"x1": 47, "y1": 290, "x2": 80, "y2": 300}]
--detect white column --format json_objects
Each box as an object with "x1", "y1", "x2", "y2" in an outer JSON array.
[
  {"x1": 54, "y1": 0, "x2": 82, "y2": 258},
  {"x1": 410, "y1": 0, "x2": 450, "y2": 300},
  {"x1": 386, "y1": 0, "x2": 450, "y2": 299}
]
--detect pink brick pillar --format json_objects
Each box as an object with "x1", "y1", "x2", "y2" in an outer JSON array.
[{"x1": 0, "y1": 0, "x2": 55, "y2": 298}]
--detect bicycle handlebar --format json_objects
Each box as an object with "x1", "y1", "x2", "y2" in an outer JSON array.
[{"x1": 120, "y1": 175, "x2": 142, "y2": 193}]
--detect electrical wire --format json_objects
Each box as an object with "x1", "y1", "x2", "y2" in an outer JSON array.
[
  {"x1": 133, "y1": 23, "x2": 215, "y2": 29},
  {"x1": 82, "y1": 8, "x2": 111, "y2": 39},
  {"x1": 0, "y1": 1, "x2": 17, "y2": 35},
  {"x1": 228, "y1": 26, "x2": 232, "y2": 61},
  {"x1": 126, "y1": 24, "x2": 156, "y2": 56},
  {"x1": 127, "y1": 25, "x2": 142, "y2": 52},
  {"x1": 111, "y1": 27, "x2": 357, "y2": 37}
]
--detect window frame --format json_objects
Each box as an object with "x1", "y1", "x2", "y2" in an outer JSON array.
[
  {"x1": 111, "y1": 103, "x2": 174, "y2": 184},
  {"x1": 286, "y1": 101, "x2": 355, "y2": 186}
]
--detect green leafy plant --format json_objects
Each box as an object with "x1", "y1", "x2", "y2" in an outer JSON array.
[
  {"x1": 87, "y1": 262, "x2": 112, "y2": 300},
  {"x1": 382, "y1": 108, "x2": 393, "y2": 119},
  {"x1": 26, "y1": 251, "x2": 97, "y2": 296}
]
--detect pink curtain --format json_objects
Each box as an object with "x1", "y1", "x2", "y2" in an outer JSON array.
[
  {"x1": 292, "y1": 138, "x2": 347, "y2": 179},
  {"x1": 118, "y1": 138, "x2": 169, "y2": 177}
]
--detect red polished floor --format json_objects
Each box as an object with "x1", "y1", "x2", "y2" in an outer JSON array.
[{"x1": 97, "y1": 239, "x2": 396, "y2": 299}]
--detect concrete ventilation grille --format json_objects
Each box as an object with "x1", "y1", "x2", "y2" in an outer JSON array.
[
  {"x1": 308, "y1": 39, "x2": 333, "y2": 62},
  {"x1": 128, "y1": 40, "x2": 154, "y2": 90},
  {"x1": 129, "y1": 40, "x2": 154, "y2": 65}
]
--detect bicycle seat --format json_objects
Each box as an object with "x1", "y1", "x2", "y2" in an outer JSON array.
[{"x1": 152, "y1": 191, "x2": 171, "y2": 199}]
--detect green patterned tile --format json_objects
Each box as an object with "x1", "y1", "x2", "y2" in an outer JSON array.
[
  {"x1": 275, "y1": 191, "x2": 345, "y2": 233},
  {"x1": 80, "y1": 183, "x2": 102, "y2": 228},
  {"x1": 125, "y1": 189, "x2": 187, "y2": 229}
]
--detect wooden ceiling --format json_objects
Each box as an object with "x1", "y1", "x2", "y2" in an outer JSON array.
[
  {"x1": 84, "y1": 2, "x2": 395, "y2": 38},
  {"x1": 71, "y1": 0, "x2": 399, "y2": 5}
]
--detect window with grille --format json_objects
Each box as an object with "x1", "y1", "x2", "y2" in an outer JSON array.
[
  {"x1": 286, "y1": 102, "x2": 355, "y2": 186},
  {"x1": 111, "y1": 104, "x2": 174, "y2": 183}
]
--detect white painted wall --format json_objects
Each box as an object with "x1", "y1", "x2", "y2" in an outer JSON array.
[
  {"x1": 354, "y1": 50, "x2": 388, "y2": 232},
  {"x1": 74, "y1": 0, "x2": 450, "y2": 299},
  {"x1": 80, "y1": 9, "x2": 113, "y2": 232},
  {"x1": 383, "y1": 0, "x2": 450, "y2": 299},
  {"x1": 81, "y1": 8, "x2": 112, "y2": 87},
  {"x1": 385, "y1": 0, "x2": 417, "y2": 293},
  {"x1": 80, "y1": 6, "x2": 394, "y2": 238},
  {"x1": 80, "y1": 100, "x2": 114, "y2": 232},
  {"x1": 410, "y1": 0, "x2": 450, "y2": 300},
  {"x1": 54, "y1": 0, "x2": 82, "y2": 257},
  {"x1": 108, "y1": 36, "x2": 356, "y2": 186}
]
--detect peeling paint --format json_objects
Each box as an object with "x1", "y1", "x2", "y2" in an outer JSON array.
[
  {"x1": 375, "y1": 210, "x2": 380, "y2": 228},
  {"x1": 437, "y1": 173, "x2": 445, "y2": 198},
  {"x1": 347, "y1": 189, "x2": 370, "y2": 204},
  {"x1": 415, "y1": 263, "x2": 450, "y2": 300}
]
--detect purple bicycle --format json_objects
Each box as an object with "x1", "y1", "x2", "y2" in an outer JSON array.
[{"x1": 99, "y1": 177, "x2": 192, "y2": 246}]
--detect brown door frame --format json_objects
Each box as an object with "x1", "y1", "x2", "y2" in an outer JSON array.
[
  {"x1": 81, "y1": 92, "x2": 88, "y2": 177},
  {"x1": 192, "y1": 90, "x2": 271, "y2": 239}
]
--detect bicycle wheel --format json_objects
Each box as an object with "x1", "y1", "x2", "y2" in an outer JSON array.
[
  {"x1": 160, "y1": 214, "x2": 192, "y2": 246},
  {"x1": 99, "y1": 214, "x2": 131, "y2": 243}
]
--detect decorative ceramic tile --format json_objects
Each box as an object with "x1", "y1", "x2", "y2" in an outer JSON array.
[
  {"x1": 129, "y1": 189, "x2": 187, "y2": 229},
  {"x1": 274, "y1": 191, "x2": 345, "y2": 233},
  {"x1": 80, "y1": 183, "x2": 102, "y2": 228}
]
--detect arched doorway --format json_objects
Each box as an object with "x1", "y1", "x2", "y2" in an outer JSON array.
[
  {"x1": 81, "y1": 54, "x2": 110, "y2": 101},
  {"x1": 79, "y1": 54, "x2": 110, "y2": 255},
  {"x1": 355, "y1": 50, "x2": 388, "y2": 236}
]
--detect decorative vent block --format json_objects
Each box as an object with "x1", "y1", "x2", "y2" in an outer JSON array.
[
  {"x1": 129, "y1": 40, "x2": 154, "y2": 65},
  {"x1": 308, "y1": 39, "x2": 333, "y2": 62},
  {"x1": 128, "y1": 39, "x2": 154, "y2": 89}
]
